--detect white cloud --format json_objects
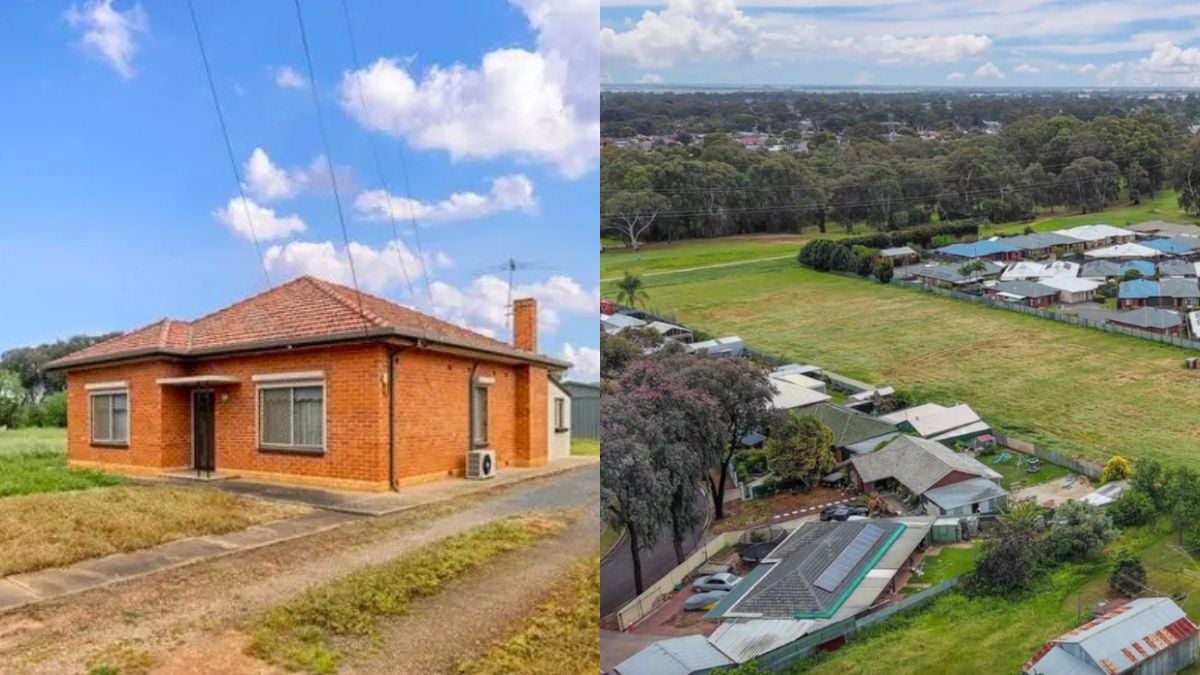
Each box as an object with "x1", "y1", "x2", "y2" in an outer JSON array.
[
  {"x1": 561, "y1": 343, "x2": 600, "y2": 382},
  {"x1": 339, "y1": 0, "x2": 597, "y2": 178},
  {"x1": 242, "y1": 148, "x2": 354, "y2": 203},
  {"x1": 1078, "y1": 63, "x2": 1097, "y2": 74},
  {"x1": 214, "y1": 197, "x2": 307, "y2": 241},
  {"x1": 429, "y1": 274, "x2": 597, "y2": 336},
  {"x1": 946, "y1": 71, "x2": 967, "y2": 81},
  {"x1": 636, "y1": 73, "x2": 665, "y2": 84},
  {"x1": 1097, "y1": 62, "x2": 1126, "y2": 85},
  {"x1": 64, "y1": 0, "x2": 147, "y2": 79},
  {"x1": 354, "y1": 174, "x2": 536, "y2": 224},
  {"x1": 274, "y1": 65, "x2": 307, "y2": 90},
  {"x1": 600, "y1": 0, "x2": 989, "y2": 68},
  {"x1": 1013, "y1": 63, "x2": 1040, "y2": 75},
  {"x1": 973, "y1": 62, "x2": 1005, "y2": 80},
  {"x1": 1138, "y1": 41, "x2": 1200, "y2": 75},
  {"x1": 263, "y1": 239, "x2": 451, "y2": 296}
]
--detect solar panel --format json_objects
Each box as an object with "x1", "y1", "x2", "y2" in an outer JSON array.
[{"x1": 813, "y1": 524, "x2": 885, "y2": 593}]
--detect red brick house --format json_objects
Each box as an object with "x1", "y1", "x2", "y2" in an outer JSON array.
[{"x1": 47, "y1": 276, "x2": 569, "y2": 492}]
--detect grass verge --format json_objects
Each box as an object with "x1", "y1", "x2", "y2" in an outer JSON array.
[
  {"x1": 250, "y1": 513, "x2": 573, "y2": 674},
  {"x1": 0, "y1": 428, "x2": 122, "y2": 497},
  {"x1": 571, "y1": 438, "x2": 600, "y2": 456},
  {"x1": 0, "y1": 486, "x2": 303, "y2": 576},
  {"x1": 455, "y1": 556, "x2": 600, "y2": 674}
]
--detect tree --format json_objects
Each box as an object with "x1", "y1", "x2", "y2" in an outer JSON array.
[
  {"x1": 874, "y1": 257, "x2": 895, "y2": 284},
  {"x1": 1119, "y1": 268, "x2": 1143, "y2": 282},
  {"x1": 1171, "y1": 137, "x2": 1200, "y2": 216},
  {"x1": 764, "y1": 414, "x2": 835, "y2": 490},
  {"x1": 614, "y1": 271, "x2": 650, "y2": 309},
  {"x1": 39, "y1": 392, "x2": 67, "y2": 428},
  {"x1": 957, "y1": 259, "x2": 988, "y2": 286},
  {"x1": 1132, "y1": 458, "x2": 1167, "y2": 508},
  {"x1": 1059, "y1": 156, "x2": 1121, "y2": 213},
  {"x1": 1107, "y1": 488, "x2": 1155, "y2": 527},
  {"x1": 600, "y1": 390, "x2": 670, "y2": 595},
  {"x1": 676, "y1": 358, "x2": 777, "y2": 520},
  {"x1": 1045, "y1": 500, "x2": 1117, "y2": 562},
  {"x1": 1164, "y1": 466, "x2": 1200, "y2": 544},
  {"x1": 0, "y1": 370, "x2": 25, "y2": 428},
  {"x1": 1126, "y1": 160, "x2": 1152, "y2": 204},
  {"x1": 1109, "y1": 550, "x2": 1148, "y2": 598},
  {"x1": 600, "y1": 333, "x2": 641, "y2": 378},
  {"x1": 963, "y1": 502, "x2": 1043, "y2": 597},
  {"x1": 1100, "y1": 455, "x2": 1133, "y2": 483},
  {"x1": 603, "y1": 191, "x2": 671, "y2": 250}
]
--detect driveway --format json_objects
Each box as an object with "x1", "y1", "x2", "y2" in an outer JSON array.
[{"x1": 600, "y1": 486, "x2": 708, "y2": 617}]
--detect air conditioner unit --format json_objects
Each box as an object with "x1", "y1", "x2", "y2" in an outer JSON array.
[{"x1": 467, "y1": 449, "x2": 496, "y2": 480}]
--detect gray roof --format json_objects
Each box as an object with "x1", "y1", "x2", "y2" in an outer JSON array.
[
  {"x1": 805, "y1": 404, "x2": 900, "y2": 449},
  {"x1": 614, "y1": 635, "x2": 734, "y2": 675},
  {"x1": 1158, "y1": 259, "x2": 1198, "y2": 277},
  {"x1": 911, "y1": 261, "x2": 1004, "y2": 284},
  {"x1": 991, "y1": 280, "x2": 1060, "y2": 298},
  {"x1": 1024, "y1": 598, "x2": 1197, "y2": 675},
  {"x1": 1109, "y1": 307, "x2": 1183, "y2": 330},
  {"x1": 923, "y1": 477, "x2": 1008, "y2": 511},
  {"x1": 1161, "y1": 277, "x2": 1200, "y2": 298},
  {"x1": 1129, "y1": 220, "x2": 1200, "y2": 237},
  {"x1": 880, "y1": 246, "x2": 916, "y2": 257},
  {"x1": 850, "y1": 435, "x2": 1001, "y2": 495},
  {"x1": 721, "y1": 520, "x2": 906, "y2": 620},
  {"x1": 708, "y1": 620, "x2": 816, "y2": 663},
  {"x1": 1080, "y1": 260, "x2": 1121, "y2": 278},
  {"x1": 1003, "y1": 232, "x2": 1079, "y2": 250}
]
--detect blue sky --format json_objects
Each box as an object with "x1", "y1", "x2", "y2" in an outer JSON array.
[
  {"x1": 0, "y1": 0, "x2": 599, "y2": 380},
  {"x1": 601, "y1": 0, "x2": 1200, "y2": 88}
]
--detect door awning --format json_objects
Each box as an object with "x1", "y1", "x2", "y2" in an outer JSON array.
[{"x1": 156, "y1": 375, "x2": 241, "y2": 386}]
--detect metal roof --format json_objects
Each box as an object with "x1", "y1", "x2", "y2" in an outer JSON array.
[
  {"x1": 1084, "y1": 243, "x2": 1162, "y2": 259},
  {"x1": 614, "y1": 635, "x2": 735, "y2": 675},
  {"x1": 850, "y1": 435, "x2": 1001, "y2": 495},
  {"x1": 1038, "y1": 276, "x2": 1101, "y2": 294},
  {"x1": 770, "y1": 378, "x2": 832, "y2": 411},
  {"x1": 1129, "y1": 220, "x2": 1200, "y2": 237},
  {"x1": 992, "y1": 280, "x2": 1060, "y2": 298},
  {"x1": 1059, "y1": 224, "x2": 1136, "y2": 241},
  {"x1": 934, "y1": 241, "x2": 1020, "y2": 258},
  {"x1": 1110, "y1": 307, "x2": 1183, "y2": 330},
  {"x1": 880, "y1": 246, "x2": 916, "y2": 257},
  {"x1": 1119, "y1": 279, "x2": 1161, "y2": 300},
  {"x1": 1142, "y1": 237, "x2": 1200, "y2": 254},
  {"x1": 912, "y1": 261, "x2": 1005, "y2": 284},
  {"x1": 1002, "y1": 260, "x2": 1081, "y2": 281},
  {"x1": 1158, "y1": 260, "x2": 1199, "y2": 277},
  {"x1": 805, "y1": 403, "x2": 899, "y2": 449},
  {"x1": 1024, "y1": 598, "x2": 1198, "y2": 675},
  {"x1": 923, "y1": 477, "x2": 1008, "y2": 511},
  {"x1": 708, "y1": 620, "x2": 816, "y2": 663},
  {"x1": 1004, "y1": 232, "x2": 1080, "y2": 250},
  {"x1": 883, "y1": 403, "x2": 985, "y2": 439}
]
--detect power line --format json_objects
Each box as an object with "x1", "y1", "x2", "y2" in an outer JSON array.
[
  {"x1": 395, "y1": 141, "x2": 434, "y2": 298},
  {"x1": 291, "y1": 0, "x2": 370, "y2": 334},
  {"x1": 184, "y1": 0, "x2": 273, "y2": 290},
  {"x1": 336, "y1": 0, "x2": 419, "y2": 304}
]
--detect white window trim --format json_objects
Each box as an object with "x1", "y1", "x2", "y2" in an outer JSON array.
[
  {"x1": 255, "y1": 380, "x2": 327, "y2": 453},
  {"x1": 88, "y1": 388, "x2": 130, "y2": 446},
  {"x1": 85, "y1": 380, "x2": 128, "y2": 391},
  {"x1": 252, "y1": 371, "x2": 325, "y2": 383}
]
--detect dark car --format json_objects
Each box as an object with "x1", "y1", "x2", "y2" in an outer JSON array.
[{"x1": 820, "y1": 504, "x2": 869, "y2": 521}]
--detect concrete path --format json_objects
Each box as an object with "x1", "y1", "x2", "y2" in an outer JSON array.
[
  {"x1": 149, "y1": 455, "x2": 598, "y2": 516},
  {"x1": 0, "y1": 509, "x2": 356, "y2": 614}
]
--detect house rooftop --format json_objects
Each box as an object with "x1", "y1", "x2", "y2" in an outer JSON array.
[
  {"x1": 991, "y1": 280, "x2": 1060, "y2": 299},
  {"x1": 933, "y1": 240, "x2": 1019, "y2": 258},
  {"x1": 48, "y1": 275, "x2": 567, "y2": 370},
  {"x1": 1142, "y1": 237, "x2": 1200, "y2": 255},
  {"x1": 1110, "y1": 307, "x2": 1183, "y2": 330},
  {"x1": 1058, "y1": 224, "x2": 1136, "y2": 242},
  {"x1": 849, "y1": 435, "x2": 1001, "y2": 495},
  {"x1": 1083, "y1": 243, "x2": 1162, "y2": 259},
  {"x1": 804, "y1": 403, "x2": 899, "y2": 450},
  {"x1": 613, "y1": 635, "x2": 734, "y2": 675}
]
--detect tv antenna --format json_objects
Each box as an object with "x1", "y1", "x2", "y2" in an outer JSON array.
[{"x1": 475, "y1": 257, "x2": 558, "y2": 337}]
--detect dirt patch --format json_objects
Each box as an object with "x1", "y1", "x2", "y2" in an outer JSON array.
[
  {"x1": 710, "y1": 486, "x2": 851, "y2": 533},
  {"x1": 1013, "y1": 475, "x2": 1094, "y2": 507}
]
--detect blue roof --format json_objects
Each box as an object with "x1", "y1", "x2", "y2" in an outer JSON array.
[
  {"x1": 934, "y1": 241, "x2": 1019, "y2": 258},
  {"x1": 1120, "y1": 260, "x2": 1157, "y2": 277},
  {"x1": 1119, "y1": 279, "x2": 1159, "y2": 299},
  {"x1": 1141, "y1": 238, "x2": 1198, "y2": 255}
]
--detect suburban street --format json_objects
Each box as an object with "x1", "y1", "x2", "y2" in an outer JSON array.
[
  {"x1": 0, "y1": 464, "x2": 599, "y2": 674},
  {"x1": 600, "y1": 486, "x2": 708, "y2": 617}
]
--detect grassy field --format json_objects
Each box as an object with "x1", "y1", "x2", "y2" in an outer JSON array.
[
  {"x1": 989, "y1": 454, "x2": 1071, "y2": 490},
  {"x1": 456, "y1": 556, "x2": 599, "y2": 674},
  {"x1": 0, "y1": 485, "x2": 302, "y2": 576},
  {"x1": 0, "y1": 428, "x2": 124, "y2": 496},
  {"x1": 798, "y1": 522, "x2": 1183, "y2": 675},
  {"x1": 983, "y1": 191, "x2": 1195, "y2": 236},
  {"x1": 620, "y1": 258, "x2": 1200, "y2": 467},
  {"x1": 571, "y1": 438, "x2": 600, "y2": 456},
  {"x1": 251, "y1": 514, "x2": 572, "y2": 674},
  {"x1": 918, "y1": 546, "x2": 980, "y2": 586}
]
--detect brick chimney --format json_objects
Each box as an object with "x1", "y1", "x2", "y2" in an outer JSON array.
[{"x1": 512, "y1": 298, "x2": 537, "y2": 352}]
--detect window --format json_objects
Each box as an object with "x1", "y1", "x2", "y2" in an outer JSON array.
[
  {"x1": 258, "y1": 383, "x2": 325, "y2": 452},
  {"x1": 471, "y1": 384, "x2": 489, "y2": 448},
  {"x1": 554, "y1": 397, "x2": 567, "y2": 432},
  {"x1": 90, "y1": 390, "x2": 129, "y2": 445}
]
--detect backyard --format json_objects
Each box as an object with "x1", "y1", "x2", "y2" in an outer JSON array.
[{"x1": 610, "y1": 257, "x2": 1200, "y2": 468}]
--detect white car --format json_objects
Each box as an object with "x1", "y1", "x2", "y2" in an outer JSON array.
[{"x1": 693, "y1": 572, "x2": 742, "y2": 593}]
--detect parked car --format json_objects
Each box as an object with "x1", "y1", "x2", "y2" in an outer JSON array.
[
  {"x1": 684, "y1": 590, "x2": 729, "y2": 611},
  {"x1": 820, "y1": 504, "x2": 869, "y2": 521},
  {"x1": 693, "y1": 572, "x2": 742, "y2": 593}
]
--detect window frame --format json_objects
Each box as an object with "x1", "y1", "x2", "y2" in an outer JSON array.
[
  {"x1": 256, "y1": 379, "x2": 327, "y2": 455},
  {"x1": 471, "y1": 383, "x2": 490, "y2": 448},
  {"x1": 88, "y1": 388, "x2": 130, "y2": 447},
  {"x1": 554, "y1": 397, "x2": 568, "y2": 433}
]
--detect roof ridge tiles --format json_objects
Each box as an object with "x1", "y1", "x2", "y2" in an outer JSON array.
[{"x1": 301, "y1": 276, "x2": 390, "y2": 329}]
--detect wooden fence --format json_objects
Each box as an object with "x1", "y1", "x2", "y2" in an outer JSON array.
[{"x1": 994, "y1": 433, "x2": 1103, "y2": 480}]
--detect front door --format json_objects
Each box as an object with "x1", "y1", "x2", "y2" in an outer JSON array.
[{"x1": 193, "y1": 390, "x2": 215, "y2": 473}]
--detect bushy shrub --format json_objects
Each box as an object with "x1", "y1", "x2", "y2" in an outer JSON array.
[
  {"x1": 1109, "y1": 549, "x2": 1147, "y2": 598},
  {"x1": 1100, "y1": 455, "x2": 1133, "y2": 483},
  {"x1": 1107, "y1": 489, "x2": 1155, "y2": 528}
]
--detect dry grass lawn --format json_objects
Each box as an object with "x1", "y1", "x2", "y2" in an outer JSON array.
[
  {"x1": 0, "y1": 485, "x2": 304, "y2": 576},
  {"x1": 455, "y1": 556, "x2": 600, "y2": 675},
  {"x1": 628, "y1": 258, "x2": 1200, "y2": 467}
]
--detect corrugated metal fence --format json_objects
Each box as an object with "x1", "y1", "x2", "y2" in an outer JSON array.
[
  {"x1": 893, "y1": 279, "x2": 1200, "y2": 351},
  {"x1": 565, "y1": 383, "x2": 600, "y2": 439},
  {"x1": 616, "y1": 530, "x2": 742, "y2": 631}
]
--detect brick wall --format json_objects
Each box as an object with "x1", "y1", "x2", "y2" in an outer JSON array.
[{"x1": 66, "y1": 341, "x2": 551, "y2": 491}]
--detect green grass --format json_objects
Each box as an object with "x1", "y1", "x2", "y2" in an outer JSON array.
[
  {"x1": 621, "y1": 258, "x2": 1200, "y2": 467},
  {"x1": 250, "y1": 514, "x2": 572, "y2": 674},
  {"x1": 570, "y1": 438, "x2": 600, "y2": 456},
  {"x1": 983, "y1": 191, "x2": 1195, "y2": 236},
  {"x1": 455, "y1": 556, "x2": 599, "y2": 674},
  {"x1": 601, "y1": 525, "x2": 620, "y2": 552},
  {"x1": 988, "y1": 455, "x2": 1071, "y2": 490},
  {"x1": 798, "y1": 522, "x2": 1177, "y2": 675},
  {"x1": 918, "y1": 546, "x2": 980, "y2": 586},
  {"x1": 0, "y1": 428, "x2": 123, "y2": 497}
]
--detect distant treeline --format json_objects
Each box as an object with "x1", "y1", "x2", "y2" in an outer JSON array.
[
  {"x1": 0, "y1": 333, "x2": 119, "y2": 428},
  {"x1": 601, "y1": 94, "x2": 1193, "y2": 248}
]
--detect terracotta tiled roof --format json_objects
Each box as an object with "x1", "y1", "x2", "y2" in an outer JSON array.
[{"x1": 48, "y1": 276, "x2": 563, "y2": 369}]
